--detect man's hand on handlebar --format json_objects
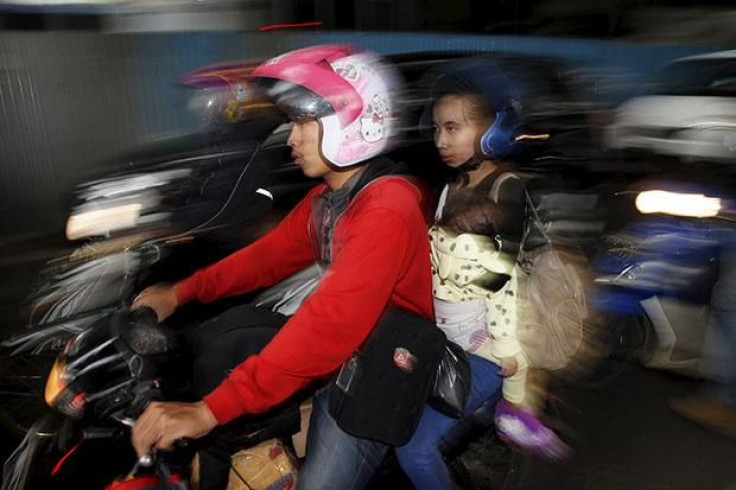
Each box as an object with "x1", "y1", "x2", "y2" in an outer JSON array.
[
  {"x1": 131, "y1": 284, "x2": 179, "y2": 323},
  {"x1": 131, "y1": 401, "x2": 218, "y2": 459}
]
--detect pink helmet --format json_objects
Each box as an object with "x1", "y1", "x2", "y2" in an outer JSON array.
[{"x1": 251, "y1": 44, "x2": 401, "y2": 167}]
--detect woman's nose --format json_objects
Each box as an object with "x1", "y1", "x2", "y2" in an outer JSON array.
[{"x1": 435, "y1": 131, "x2": 446, "y2": 149}]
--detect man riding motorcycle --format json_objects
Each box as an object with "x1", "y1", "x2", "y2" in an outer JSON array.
[{"x1": 131, "y1": 44, "x2": 435, "y2": 489}]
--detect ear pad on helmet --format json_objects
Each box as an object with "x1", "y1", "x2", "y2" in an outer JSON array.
[{"x1": 480, "y1": 105, "x2": 523, "y2": 159}]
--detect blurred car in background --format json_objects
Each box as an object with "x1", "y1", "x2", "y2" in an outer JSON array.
[{"x1": 606, "y1": 50, "x2": 736, "y2": 163}]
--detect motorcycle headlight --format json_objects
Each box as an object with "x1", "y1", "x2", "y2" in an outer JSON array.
[
  {"x1": 635, "y1": 190, "x2": 722, "y2": 218},
  {"x1": 44, "y1": 354, "x2": 93, "y2": 419},
  {"x1": 44, "y1": 336, "x2": 88, "y2": 417},
  {"x1": 44, "y1": 357, "x2": 69, "y2": 407},
  {"x1": 66, "y1": 203, "x2": 142, "y2": 240}
]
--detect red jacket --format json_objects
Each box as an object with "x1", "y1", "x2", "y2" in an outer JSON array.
[{"x1": 175, "y1": 176, "x2": 434, "y2": 424}]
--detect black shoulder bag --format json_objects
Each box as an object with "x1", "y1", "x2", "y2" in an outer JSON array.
[{"x1": 328, "y1": 307, "x2": 446, "y2": 446}]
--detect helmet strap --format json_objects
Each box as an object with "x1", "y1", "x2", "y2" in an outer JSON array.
[{"x1": 452, "y1": 154, "x2": 484, "y2": 186}]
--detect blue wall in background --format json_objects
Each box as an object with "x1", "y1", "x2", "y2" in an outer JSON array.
[
  {"x1": 0, "y1": 30, "x2": 718, "y2": 238},
  {"x1": 286, "y1": 31, "x2": 712, "y2": 104}
]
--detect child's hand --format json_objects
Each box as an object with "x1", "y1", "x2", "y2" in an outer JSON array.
[{"x1": 499, "y1": 357, "x2": 518, "y2": 377}]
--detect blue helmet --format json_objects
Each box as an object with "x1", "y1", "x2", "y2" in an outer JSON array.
[{"x1": 423, "y1": 57, "x2": 547, "y2": 161}]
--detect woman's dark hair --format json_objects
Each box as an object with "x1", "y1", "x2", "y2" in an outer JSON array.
[{"x1": 434, "y1": 90, "x2": 495, "y2": 130}]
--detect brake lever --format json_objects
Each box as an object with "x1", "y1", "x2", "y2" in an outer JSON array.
[
  {"x1": 115, "y1": 416, "x2": 155, "y2": 468},
  {"x1": 138, "y1": 453, "x2": 154, "y2": 468},
  {"x1": 117, "y1": 416, "x2": 189, "y2": 468},
  {"x1": 125, "y1": 452, "x2": 154, "y2": 478}
]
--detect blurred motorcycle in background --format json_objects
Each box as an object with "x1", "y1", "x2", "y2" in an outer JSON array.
[{"x1": 588, "y1": 176, "x2": 733, "y2": 385}]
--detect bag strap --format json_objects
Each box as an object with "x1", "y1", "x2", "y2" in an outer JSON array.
[
  {"x1": 517, "y1": 181, "x2": 584, "y2": 299},
  {"x1": 523, "y1": 188, "x2": 554, "y2": 248},
  {"x1": 488, "y1": 172, "x2": 552, "y2": 252},
  {"x1": 489, "y1": 173, "x2": 566, "y2": 280}
]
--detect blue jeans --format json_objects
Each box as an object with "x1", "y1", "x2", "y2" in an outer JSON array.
[
  {"x1": 395, "y1": 354, "x2": 503, "y2": 490},
  {"x1": 298, "y1": 390, "x2": 389, "y2": 490}
]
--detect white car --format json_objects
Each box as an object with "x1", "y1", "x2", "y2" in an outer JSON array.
[{"x1": 606, "y1": 50, "x2": 736, "y2": 163}]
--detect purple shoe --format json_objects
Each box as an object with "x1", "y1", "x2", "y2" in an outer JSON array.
[{"x1": 494, "y1": 400, "x2": 571, "y2": 461}]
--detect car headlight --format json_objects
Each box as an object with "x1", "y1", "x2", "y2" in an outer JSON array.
[
  {"x1": 635, "y1": 190, "x2": 721, "y2": 218},
  {"x1": 66, "y1": 203, "x2": 143, "y2": 240}
]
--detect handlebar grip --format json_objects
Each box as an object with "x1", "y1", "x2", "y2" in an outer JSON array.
[
  {"x1": 173, "y1": 438, "x2": 190, "y2": 451},
  {"x1": 129, "y1": 306, "x2": 159, "y2": 326}
]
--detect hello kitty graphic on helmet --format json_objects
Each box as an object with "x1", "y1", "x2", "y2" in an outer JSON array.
[{"x1": 251, "y1": 44, "x2": 401, "y2": 167}]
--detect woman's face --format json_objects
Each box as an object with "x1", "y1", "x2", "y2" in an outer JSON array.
[{"x1": 432, "y1": 95, "x2": 484, "y2": 168}]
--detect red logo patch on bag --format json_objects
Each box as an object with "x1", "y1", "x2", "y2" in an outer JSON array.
[{"x1": 393, "y1": 347, "x2": 417, "y2": 372}]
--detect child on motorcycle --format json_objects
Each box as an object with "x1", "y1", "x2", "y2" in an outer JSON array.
[{"x1": 430, "y1": 194, "x2": 570, "y2": 458}]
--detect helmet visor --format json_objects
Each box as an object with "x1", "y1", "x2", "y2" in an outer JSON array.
[{"x1": 252, "y1": 78, "x2": 335, "y2": 122}]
